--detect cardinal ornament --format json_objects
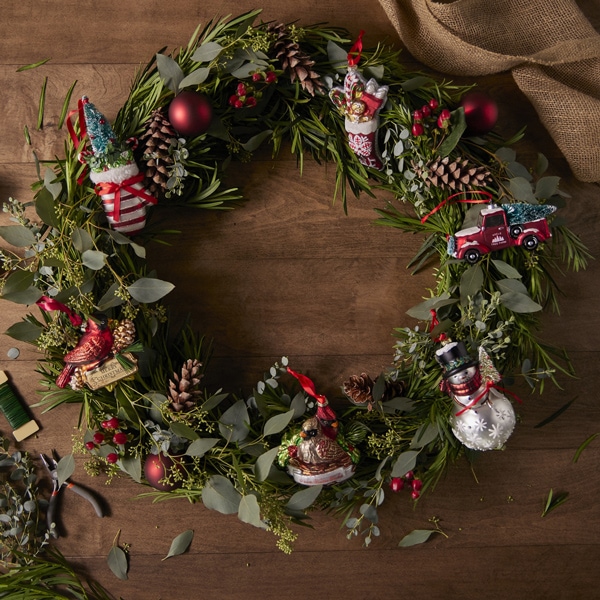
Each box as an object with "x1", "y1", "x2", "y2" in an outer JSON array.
[
  {"x1": 73, "y1": 96, "x2": 157, "y2": 235},
  {"x1": 435, "y1": 341, "x2": 516, "y2": 451},
  {"x1": 329, "y1": 33, "x2": 388, "y2": 170}
]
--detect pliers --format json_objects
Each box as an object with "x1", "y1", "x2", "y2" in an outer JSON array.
[{"x1": 40, "y1": 451, "x2": 104, "y2": 538}]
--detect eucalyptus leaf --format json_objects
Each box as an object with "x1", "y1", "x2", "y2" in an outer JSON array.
[
  {"x1": 491, "y1": 259, "x2": 522, "y2": 279},
  {"x1": 43, "y1": 167, "x2": 62, "y2": 200},
  {"x1": 410, "y1": 423, "x2": 439, "y2": 449},
  {"x1": 391, "y1": 450, "x2": 419, "y2": 478},
  {"x1": 179, "y1": 67, "x2": 210, "y2": 89},
  {"x1": 241, "y1": 129, "x2": 272, "y2": 152},
  {"x1": 81, "y1": 249, "x2": 107, "y2": 270},
  {"x1": 398, "y1": 528, "x2": 438, "y2": 547},
  {"x1": 400, "y1": 75, "x2": 434, "y2": 91},
  {"x1": 200, "y1": 391, "x2": 229, "y2": 412},
  {"x1": 119, "y1": 455, "x2": 142, "y2": 483},
  {"x1": 495, "y1": 278, "x2": 529, "y2": 295},
  {"x1": 255, "y1": 447, "x2": 279, "y2": 481},
  {"x1": 438, "y1": 107, "x2": 466, "y2": 157},
  {"x1": 2, "y1": 270, "x2": 35, "y2": 295},
  {"x1": 218, "y1": 399, "x2": 250, "y2": 443},
  {"x1": 406, "y1": 294, "x2": 457, "y2": 320},
  {"x1": 97, "y1": 282, "x2": 125, "y2": 311},
  {"x1": 286, "y1": 484, "x2": 323, "y2": 511},
  {"x1": 359, "y1": 503, "x2": 378, "y2": 524},
  {"x1": 35, "y1": 187, "x2": 59, "y2": 227},
  {"x1": 366, "y1": 65, "x2": 385, "y2": 80},
  {"x1": 5, "y1": 320, "x2": 43, "y2": 342},
  {"x1": 170, "y1": 422, "x2": 199, "y2": 441},
  {"x1": 156, "y1": 53, "x2": 185, "y2": 93},
  {"x1": 375, "y1": 457, "x2": 389, "y2": 481},
  {"x1": 71, "y1": 228, "x2": 93, "y2": 253},
  {"x1": 0, "y1": 225, "x2": 36, "y2": 247},
  {"x1": 127, "y1": 277, "x2": 175, "y2": 303},
  {"x1": 191, "y1": 42, "x2": 223, "y2": 63},
  {"x1": 238, "y1": 494, "x2": 267, "y2": 529},
  {"x1": 535, "y1": 176, "x2": 560, "y2": 200},
  {"x1": 290, "y1": 391, "x2": 307, "y2": 418},
  {"x1": 508, "y1": 177, "x2": 536, "y2": 203},
  {"x1": 162, "y1": 529, "x2": 194, "y2": 560},
  {"x1": 535, "y1": 153, "x2": 549, "y2": 176},
  {"x1": 495, "y1": 147, "x2": 516, "y2": 163},
  {"x1": 202, "y1": 475, "x2": 242, "y2": 514},
  {"x1": 185, "y1": 437, "x2": 219, "y2": 457},
  {"x1": 263, "y1": 409, "x2": 294, "y2": 437},
  {"x1": 500, "y1": 291, "x2": 542, "y2": 313},
  {"x1": 460, "y1": 264, "x2": 483, "y2": 305},
  {"x1": 372, "y1": 374, "x2": 386, "y2": 402},
  {"x1": 56, "y1": 454, "x2": 75, "y2": 487},
  {"x1": 107, "y1": 545, "x2": 128, "y2": 580},
  {"x1": 327, "y1": 40, "x2": 349, "y2": 70}
]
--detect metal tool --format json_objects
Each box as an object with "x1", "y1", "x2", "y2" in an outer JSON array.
[{"x1": 40, "y1": 451, "x2": 104, "y2": 538}]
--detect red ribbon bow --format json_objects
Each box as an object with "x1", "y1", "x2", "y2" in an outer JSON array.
[
  {"x1": 95, "y1": 173, "x2": 157, "y2": 222},
  {"x1": 347, "y1": 30, "x2": 365, "y2": 67},
  {"x1": 36, "y1": 296, "x2": 83, "y2": 327},
  {"x1": 286, "y1": 367, "x2": 337, "y2": 424}
]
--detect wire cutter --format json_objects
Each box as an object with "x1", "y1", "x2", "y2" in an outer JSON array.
[{"x1": 40, "y1": 451, "x2": 104, "y2": 538}]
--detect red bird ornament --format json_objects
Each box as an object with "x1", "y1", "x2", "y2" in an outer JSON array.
[{"x1": 56, "y1": 315, "x2": 114, "y2": 389}]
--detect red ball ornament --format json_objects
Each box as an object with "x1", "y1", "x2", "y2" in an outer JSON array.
[
  {"x1": 143, "y1": 453, "x2": 186, "y2": 491},
  {"x1": 460, "y1": 91, "x2": 498, "y2": 136},
  {"x1": 168, "y1": 91, "x2": 213, "y2": 137}
]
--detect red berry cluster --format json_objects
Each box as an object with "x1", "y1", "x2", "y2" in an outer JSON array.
[
  {"x1": 389, "y1": 470, "x2": 423, "y2": 500},
  {"x1": 228, "y1": 69, "x2": 278, "y2": 109},
  {"x1": 411, "y1": 98, "x2": 451, "y2": 137},
  {"x1": 85, "y1": 416, "x2": 129, "y2": 465}
]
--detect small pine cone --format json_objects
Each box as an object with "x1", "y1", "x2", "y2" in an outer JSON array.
[
  {"x1": 268, "y1": 22, "x2": 325, "y2": 97},
  {"x1": 168, "y1": 359, "x2": 203, "y2": 412},
  {"x1": 414, "y1": 156, "x2": 491, "y2": 192},
  {"x1": 383, "y1": 379, "x2": 405, "y2": 401},
  {"x1": 112, "y1": 319, "x2": 136, "y2": 353},
  {"x1": 70, "y1": 367, "x2": 85, "y2": 391},
  {"x1": 138, "y1": 108, "x2": 177, "y2": 197},
  {"x1": 343, "y1": 373, "x2": 375, "y2": 407}
]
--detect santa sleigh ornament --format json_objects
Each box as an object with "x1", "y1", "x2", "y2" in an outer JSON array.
[
  {"x1": 329, "y1": 31, "x2": 389, "y2": 170},
  {"x1": 69, "y1": 96, "x2": 157, "y2": 235}
]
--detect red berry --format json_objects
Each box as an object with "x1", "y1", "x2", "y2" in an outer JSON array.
[
  {"x1": 404, "y1": 470, "x2": 414, "y2": 480},
  {"x1": 93, "y1": 431, "x2": 105, "y2": 444},
  {"x1": 85, "y1": 441, "x2": 96, "y2": 451},
  {"x1": 102, "y1": 417, "x2": 120, "y2": 430},
  {"x1": 412, "y1": 109, "x2": 423, "y2": 122},
  {"x1": 412, "y1": 478, "x2": 423, "y2": 492},
  {"x1": 421, "y1": 104, "x2": 431, "y2": 117},
  {"x1": 106, "y1": 452, "x2": 119, "y2": 464},
  {"x1": 429, "y1": 98, "x2": 439, "y2": 110},
  {"x1": 246, "y1": 96, "x2": 257, "y2": 108},
  {"x1": 411, "y1": 490, "x2": 421, "y2": 500},
  {"x1": 411, "y1": 123, "x2": 424, "y2": 137},
  {"x1": 237, "y1": 82, "x2": 246, "y2": 95},
  {"x1": 265, "y1": 71, "x2": 277, "y2": 84},
  {"x1": 390, "y1": 477, "x2": 405, "y2": 492},
  {"x1": 252, "y1": 72, "x2": 262, "y2": 82},
  {"x1": 228, "y1": 94, "x2": 238, "y2": 106},
  {"x1": 234, "y1": 100, "x2": 244, "y2": 109},
  {"x1": 113, "y1": 432, "x2": 128, "y2": 445}
]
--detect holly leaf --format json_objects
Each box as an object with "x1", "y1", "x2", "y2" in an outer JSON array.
[
  {"x1": 127, "y1": 277, "x2": 175, "y2": 303},
  {"x1": 398, "y1": 529, "x2": 438, "y2": 547},
  {"x1": 107, "y1": 545, "x2": 128, "y2": 580},
  {"x1": 162, "y1": 529, "x2": 194, "y2": 560},
  {"x1": 202, "y1": 475, "x2": 241, "y2": 514}
]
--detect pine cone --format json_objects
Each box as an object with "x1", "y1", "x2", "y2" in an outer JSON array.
[
  {"x1": 383, "y1": 379, "x2": 405, "y2": 400},
  {"x1": 168, "y1": 359, "x2": 203, "y2": 412},
  {"x1": 414, "y1": 156, "x2": 491, "y2": 192},
  {"x1": 269, "y1": 23, "x2": 325, "y2": 97},
  {"x1": 111, "y1": 319, "x2": 136, "y2": 353},
  {"x1": 138, "y1": 108, "x2": 177, "y2": 197},
  {"x1": 343, "y1": 373, "x2": 375, "y2": 407}
]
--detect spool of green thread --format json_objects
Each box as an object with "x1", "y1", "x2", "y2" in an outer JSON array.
[{"x1": 0, "y1": 371, "x2": 39, "y2": 441}]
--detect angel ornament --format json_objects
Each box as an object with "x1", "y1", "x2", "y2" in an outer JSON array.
[
  {"x1": 329, "y1": 35, "x2": 389, "y2": 170},
  {"x1": 435, "y1": 341, "x2": 517, "y2": 451}
]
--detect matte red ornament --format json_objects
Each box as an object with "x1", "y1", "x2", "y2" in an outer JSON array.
[
  {"x1": 168, "y1": 91, "x2": 213, "y2": 137},
  {"x1": 460, "y1": 91, "x2": 498, "y2": 135},
  {"x1": 143, "y1": 453, "x2": 186, "y2": 491}
]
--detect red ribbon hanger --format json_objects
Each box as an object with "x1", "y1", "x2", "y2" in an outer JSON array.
[
  {"x1": 420, "y1": 190, "x2": 493, "y2": 224},
  {"x1": 347, "y1": 30, "x2": 365, "y2": 67},
  {"x1": 36, "y1": 296, "x2": 83, "y2": 327}
]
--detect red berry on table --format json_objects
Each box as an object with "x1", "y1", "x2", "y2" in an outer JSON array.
[
  {"x1": 412, "y1": 109, "x2": 423, "y2": 122},
  {"x1": 429, "y1": 98, "x2": 439, "y2": 110},
  {"x1": 106, "y1": 452, "x2": 119, "y2": 464},
  {"x1": 93, "y1": 431, "x2": 105, "y2": 444},
  {"x1": 113, "y1": 432, "x2": 128, "y2": 445},
  {"x1": 85, "y1": 441, "x2": 96, "y2": 451},
  {"x1": 411, "y1": 123, "x2": 424, "y2": 136},
  {"x1": 390, "y1": 477, "x2": 404, "y2": 492},
  {"x1": 421, "y1": 104, "x2": 431, "y2": 117}
]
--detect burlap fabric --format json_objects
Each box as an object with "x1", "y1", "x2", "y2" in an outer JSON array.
[{"x1": 378, "y1": 0, "x2": 600, "y2": 182}]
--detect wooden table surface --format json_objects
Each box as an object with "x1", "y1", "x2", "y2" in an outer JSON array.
[{"x1": 1, "y1": 1, "x2": 599, "y2": 598}]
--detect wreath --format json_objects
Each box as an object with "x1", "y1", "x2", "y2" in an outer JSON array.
[{"x1": 0, "y1": 8, "x2": 590, "y2": 565}]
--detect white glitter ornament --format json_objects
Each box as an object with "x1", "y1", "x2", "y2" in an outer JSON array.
[{"x1": 436, "y1": 342, "x2": 516, "y2": 451}]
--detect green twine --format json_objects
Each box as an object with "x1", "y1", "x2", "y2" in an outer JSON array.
[{"x1": 0, "y1": 381, "x2": 30, "y2": 429}]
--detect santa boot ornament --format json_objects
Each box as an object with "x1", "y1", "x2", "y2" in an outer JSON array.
[
  {"x1": 71, "y1": 97, "x2": 157, "y2": 235},
  {"x1": 329, "y1": 31, "x2": 388, "y2": 170}
]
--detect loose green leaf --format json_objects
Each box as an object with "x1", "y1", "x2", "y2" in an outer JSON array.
[
  {"x1": 37, "y1": 76, "x2": 47, "y2": 130},
  {"x1": 398, "y1": 529, "x2": 438, "y2": 547},
  {"x1": 573, "y1": 433, "x2": 599, "y2": 463},
  {"x1": 500, "y1": 291, "x2": 542, "y2": 313},
  {"x1": 56, "y1": 454, "x2": 75, "y2": 487},
  {"x1": 162, "y1": 529, "x2": 194, "y2": 560},
  {"x1": 541, "y1": 489, "x2": 569, "y2": 517},
  {"x1": 534, "y1": 398, "x2": 576, "y2": 428},
  {"x1": 191, "y1": 42, "x2": 223, "y2": 63},
  {"x1": 255, "y1": 447, "x2": 280, "y2": 482},
  {"x1": 127, "y1": 277, "x2": 175, "y2": 303},
  {"x1": 81, "y1": 249, "x2": 107, "y2": 270},
  {"x1": 0, "y1": 225, "x2": 36, "y2": 247},
  {"x1": 156, "y1": 53, "x2": 185, "y2": 93},
  {"x1": 286, "y1": 484, "x2": 323, "y2": 511},
  {"x1": 58, "y1": 79, "x2": 78, "y2": 129},
  {"x1": 107, "y1": 545, "x2": 128, "y2": 580},
  {"x1": 391, "y1": 450, "x2": 419, "y2": 478},
  {"x1": 218, "y1": 399, "x2": 250, "y2": 442},
  {"x1": 16, "y1": 58, "x2": 51, "y2": 71},
  {"x1": 238, "y1": 494, "x2": 267, "y2": 529},
  {"x1": 202, "y1": 475, "x2": 242, "y2": 514},
  {"x1": 263, "y1": 409, "x2": 294, "y2": 436},
  {"x1": 185, "y1": 437, "x2": 219, "y2": 457}
]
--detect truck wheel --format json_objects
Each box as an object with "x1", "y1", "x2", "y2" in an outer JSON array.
[
  {"x1": 523, "y1": 235, "x2": 539, "y2": 251},
  {"x1": 510, "y1": 225, "x2": 522, "y2": 238},
  {"x1": 464, "y1": 249, "x2": 481, "y2": 264}
]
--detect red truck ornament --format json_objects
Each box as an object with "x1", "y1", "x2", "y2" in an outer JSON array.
[{"x1": 447, "y1": 203, "x2": 556, "y2": 264}]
